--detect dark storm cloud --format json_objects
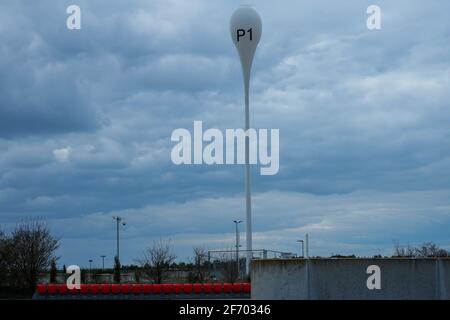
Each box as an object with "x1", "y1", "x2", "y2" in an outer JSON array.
[
  {"x1": 0, "y1": 0, "x2": 449, "y2": 264},
  {"x1": 0, "y1": 1, "x2": 102, "y2": 137}
]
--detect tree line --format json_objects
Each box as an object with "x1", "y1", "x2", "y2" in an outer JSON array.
[
  {"x1": 393, "y1": 241, "x2": 449, "y2": 258},
  {"x1": 0, "y1": 222, "x2": 235, "y2": 294},
  {"x1": 2, "y1": 219, "x2": 449, "y2": 296}
]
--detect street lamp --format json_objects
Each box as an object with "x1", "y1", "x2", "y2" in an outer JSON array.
[
  {"x1": 88, "y1": 259, "x2": 93, "y2": 282},
  {"x1": 101, "y1": 255, "x2": 106, "y2": 270},
  {"x1": 113, "y1": 216, "x2": 126, "y2": 262},
  {"x1": 230, "y1": 5, "x2": 262, "y2": 276},
  {"x1": 233, "y1": 220, "x2": 243, "y2": 278},
  {"x1": 297, "y1": 240, "x2": 304, "y2": 258}
]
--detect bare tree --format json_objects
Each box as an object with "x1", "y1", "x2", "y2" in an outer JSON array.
[
  {"x1": 393, "y1": 241, "x2": 449, "y2": 258},
  {"x1": 136, "y1": 238, "x2": 176, "y2": 284},
  {"x1": 216, "y1": 251, "x2": 238, "y2": 283},
  {"x1": 190, "y1": 247, "x2": 210, "y2": 283},
  {"x1": 393, "y1": 241, "x2": 415, "y2": 257},
  {"x1": 0, "y1": 229, "x2": 13, "y2": 286},
  {"x1": 415, "y1": 242, "x2": 449, "y2": 257},
  {"x1": 9, "y1": 220, "x2": 59, "y2": 290}
]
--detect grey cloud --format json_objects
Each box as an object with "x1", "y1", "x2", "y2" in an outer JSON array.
[
  {"x1": 44, "y1": 189, "x2": 450, "y2": 264},
  {"x1": 0, "y1": 0, "x2": 449, "y2": 264}
]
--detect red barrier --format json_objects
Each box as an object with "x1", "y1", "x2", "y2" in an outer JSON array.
[
  {"x1": 111, "y1": 284, "x2": 120, "y2": 294},
  {"x1": 100, "y1": 284, "x2": 110, "y2": 294},
  {"x1": 80, "y1": 285, "x2": 89, "y2": 294},
  {"x1": 58, "y1": 285, "x2": 68, "y2": 295},
  {"x1": 203, "y1": 283, "x2": 212, "y2": 294},
  {"x1": 213, "y1": 283, "x2": 223, "y2": 294},
  {"x1": 48, "y1": 284, "x2": 58, "y2": 295},
  {"x1": 37, "y1": 284, "x2": 47, "y2": 295},
  {"x1": 142, "y1": 284, "x2": 153, "y2": 294},
  {"x1": 193, "y1": 283, "x2": 202, "y2": 294},
  {"x1": 183, "y1": 284, "x2": 193, "y2": 294},
  {"x1": 69, "y1": 286, "x2": 79, "y2": 295},
  {"x1": 131, "y1": 284, "x2": 142, "y2": 294},
  {"x1": 36, "y1": 283, "x2": 251, "y2": 296},
  {"x1": 121, "y1": 284, "x2": 131, "y2": 294},
  {"x1": 153, "y1": 284, "x2": 162, "y2": 294},
  {"x1": 232, "y1": 283, "x2": 242, "y2": 293},
  {"x1": 173, "y1": 284, "x2": 183, "y2": 294},
  {"x1": 162, "y1": 284, "x2": 173, "y2": 294},
  {"x1": 91, "y1": 284, "x2": 100, "y2": 294},
  {"x1": 223, "y1": 283, "x2": 233, "y2": 293}
]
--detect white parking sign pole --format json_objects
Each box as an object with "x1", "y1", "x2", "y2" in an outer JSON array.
[{"x1": 230, "y1": 6, "x2": 262, "y2": 276}]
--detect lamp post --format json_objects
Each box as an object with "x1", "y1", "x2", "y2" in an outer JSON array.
[
  {"x1": 230, "y1": 5, "x2": 262, "y2": 276},
  {"x1": 113, "y1": 216, "x2": 126, "y2": 262},
  {"x1": 88, "y1": 259, "x2": 93, "y2": 282},
  {"x1": 101, "y1": 255, "x2": 106, "y2": 270},
  {"x1": 233, "y1": 220, "x2": 243, "y2": 278}
]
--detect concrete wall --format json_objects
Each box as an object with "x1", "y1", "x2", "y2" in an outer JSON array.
[{"x1": 251, "y1": 258, "x2": 450, "y2": 300}]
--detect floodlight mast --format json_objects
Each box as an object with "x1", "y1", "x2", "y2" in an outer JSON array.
[
  {"x1": 113, "y1": 216, "x2": 126, "y2": 262},
  {"x1": 230, "y1": 6, "x2": 262, "y2": 276}
]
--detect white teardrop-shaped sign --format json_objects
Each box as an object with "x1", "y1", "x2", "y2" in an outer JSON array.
[{"x1": 230, "y1": 6, "x2": 262, "y2": 86}]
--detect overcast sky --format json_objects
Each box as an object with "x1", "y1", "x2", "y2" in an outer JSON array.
[{"x1": 1, "y1": 0, "x2": 449, "y2": 268}]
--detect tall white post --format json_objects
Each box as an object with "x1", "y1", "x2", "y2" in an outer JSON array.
[
  {"x1": 305, "y1": 233, "x2": 309, "y2": 259},
  {"x1": 230, "y1": 6, "x2": 262, "y2": 276},
  {"x1": 234, "y1": 220, "x2": 242, "y2": 278}
]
